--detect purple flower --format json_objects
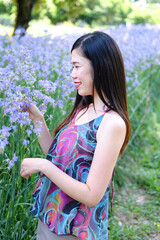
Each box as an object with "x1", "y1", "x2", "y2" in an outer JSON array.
[
  {"x1": 7, "y1": 154, "x2": 18, "y2": 169},
  {"x1": 33, "y1": 127, "x2": 43, "y2": 134},
  {"x1": 0, "y1": 138, "x2": 9, "y2": 154},
  {"x1": 22, "y1": 139, "x2": 30, "y2": 146},
  {"x1": 8, "y1": 160, "x2": 14, "y2": 169},
  {"x1": 13, "y1": 154, "x2": 18, "y2": 162},
  {"x1": 0, "y1": 126, "x2": 12, "y2": 140},
  {"x1": 12, "y1": 125, "x2": 17, "y2": 130},
  {"x1": 26, "y1": 129, "x2": 32, "y2": 136}
]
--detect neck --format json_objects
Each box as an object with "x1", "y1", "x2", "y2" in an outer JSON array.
[{"x1": 91, "y1": 92, "x2": 109, "y2": 112}]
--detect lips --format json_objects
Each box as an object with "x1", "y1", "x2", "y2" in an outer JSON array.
[{"x1": 74, "y1": 82, "x2": 81, "y2": 89}]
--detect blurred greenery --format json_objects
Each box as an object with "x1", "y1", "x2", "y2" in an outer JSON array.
[
  {"x1": 0, "y1": 0, "x2": 160, "y2": 29},
  {"x1": 108, "y1": 64, "x2": 160, "y2": 239}
]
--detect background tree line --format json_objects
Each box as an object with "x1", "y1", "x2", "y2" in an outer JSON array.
[{"x1": 0, "y1": 0, "x2": 160, "y2": 35}]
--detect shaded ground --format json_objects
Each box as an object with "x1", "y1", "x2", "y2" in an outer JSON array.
[{"x1": 109, "y1": 181, "x2": 160, "y2": 240}]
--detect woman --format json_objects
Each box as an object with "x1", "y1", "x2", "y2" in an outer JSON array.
[{"x1": 20, "y1": 31, "x2": 131, "y2": 240}]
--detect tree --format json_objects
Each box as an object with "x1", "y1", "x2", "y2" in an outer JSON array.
[
  {"x1": 12, "y1": 0, "x2": 86, "y2": 37},
  {"x1": 13, "y1": 0, "x2": 40, "y2": 37}
]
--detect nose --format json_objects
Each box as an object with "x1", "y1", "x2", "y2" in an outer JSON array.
[{"x1": 70, "y1": 68, "x2": 76, "y2": 79}]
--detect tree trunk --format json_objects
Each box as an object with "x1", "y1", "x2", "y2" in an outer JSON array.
[{"x1": 13, "y1": 0, "x2": 37, "y2": 37}]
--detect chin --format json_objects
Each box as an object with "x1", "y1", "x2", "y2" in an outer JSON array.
[{"x1": 78, "y1": 90, "x2": 92, "y2": 96}]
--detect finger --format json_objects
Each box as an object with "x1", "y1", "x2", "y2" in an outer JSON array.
[
  {"x1": 20, "y1": 165, "x2": 27, "y2": 176},
  {"x1": 23, "y1": 174, "x2": 31, "y2": 178},
  {"x1": 20, "y1": 169, "x2": 31, "y2": 178},
  {"x1": 21, "y1": 173, "x2": 30, "y2": 178},
  {"x1": 20, "y1": 169, "x2": 25, "y2": 176}
]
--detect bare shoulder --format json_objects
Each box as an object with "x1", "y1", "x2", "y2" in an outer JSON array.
[
  {"x1": 104, "y1": 110, "x2": 126, "y2": 129},
  {"x1": 97, "y1": 110, "x2": 126, "y2": 140}
]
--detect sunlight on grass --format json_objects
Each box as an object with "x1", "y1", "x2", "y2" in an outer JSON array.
[
  {"x1": 0, "y1": 18, "x2": 90, "y2": 37},
  {"x1": 0, "y1": 24, "x2": 13, "y2": 36},
  {"x1": 27, "y1": 19, "x2": 90, "y2": 37}
]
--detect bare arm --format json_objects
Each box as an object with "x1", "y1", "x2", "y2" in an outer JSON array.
[
  {"x1": 21, "y1": 113, "x2": 126, "y2": 207},
  {"x1": 27, "y1": 104, "x2": 53, "y2": 155}
]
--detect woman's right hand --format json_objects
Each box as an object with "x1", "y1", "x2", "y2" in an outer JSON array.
[{"x1": 25, "y1": 104, "x2": 43, "y2": 123}]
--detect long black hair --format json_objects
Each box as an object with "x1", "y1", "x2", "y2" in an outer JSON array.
[{"x1": 54, "y1": 31, "x2": 131, "y2": 154}]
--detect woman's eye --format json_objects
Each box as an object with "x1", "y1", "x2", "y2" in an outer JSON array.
[{"x1": 71, "y1": 65, "x2": 80, "y2": 70}]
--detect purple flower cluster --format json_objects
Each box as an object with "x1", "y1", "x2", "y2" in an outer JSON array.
[
  {"x1": 0, "y1": 24, "x2": 160, "y2": 168},
  {"x1": 7, "y1": 154, "x2": 18, "y2": 169},
  {"x1": 105, "y1": 24, "x2": 160, "y2": 87},
  {"x1": 0, "y1": 126, "x2": 11, "y2": 154}
]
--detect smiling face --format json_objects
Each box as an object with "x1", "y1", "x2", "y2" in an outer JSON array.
[{"x1": 71, "y1": 48, "x2": 94, "y2": 96}]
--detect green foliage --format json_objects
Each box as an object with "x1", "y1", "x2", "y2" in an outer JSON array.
[
  {"x1": 127, "y1": 4, "x2": 160, "y2": 24},
  {"x1": 108, "y1": 64, "x2": 160, "y2": 239},
  {"x1": 31, "y1": 0, "x2": 56, "y2": 21},
  {"x1": 0, "y1": 0, "x2": 160, "y2": 26},
  {"x1": 73, "y1": 0, "x2": 132, "y2": 26},
  {"x1": 147, "y1": 0, "x2": 160, "y2": 3},
  {"x1": 0, "y1": 0, "x2": 13, "y2": 14},
  {"x1": 95, "y1": 0, "x2": 132, "y2": 25},
  {"x1": 0, "y1": 0, "x2": 16, "y2": 27},
  {"x1": 54, "y1": 0, "x2": 85, "y2": 21},
  {"x1": 32, "y1": 0, "x2": 87, "y2": 23},
  {"x1": 0, "y1": 1, "x2": 6, "y2": 13}
]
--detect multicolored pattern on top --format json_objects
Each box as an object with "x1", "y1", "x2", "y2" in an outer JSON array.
[{"x1": 30, "y1": 108, "x2": 111, "y2": 240}]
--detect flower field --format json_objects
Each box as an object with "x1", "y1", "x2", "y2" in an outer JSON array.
[{"x1": 0, "y1": 24, "x2": 160, "y2": 239}]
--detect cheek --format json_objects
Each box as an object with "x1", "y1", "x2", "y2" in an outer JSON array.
[
  {"x1": 87, "y1": 65, "x2": 94, "y2": 82},
  {"x1": 88, "y1": 71, "x2": 94, "y2": 86}
]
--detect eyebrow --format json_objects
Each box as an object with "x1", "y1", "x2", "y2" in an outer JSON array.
[{"x1": 71, "y1": 61, "x2": 80, "y2": 64}]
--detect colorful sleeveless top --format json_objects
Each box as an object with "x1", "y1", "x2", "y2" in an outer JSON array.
[{"x1": 30, "y1": 108, "x2": 112, "y2": 240}]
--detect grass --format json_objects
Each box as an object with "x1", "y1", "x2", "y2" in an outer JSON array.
[
  {"x1": 108, "y1": 65, "x2": 160, "y2": 239},
  {"x1": 0, "y1": 16, "x2": 89, "y2": 37}
]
